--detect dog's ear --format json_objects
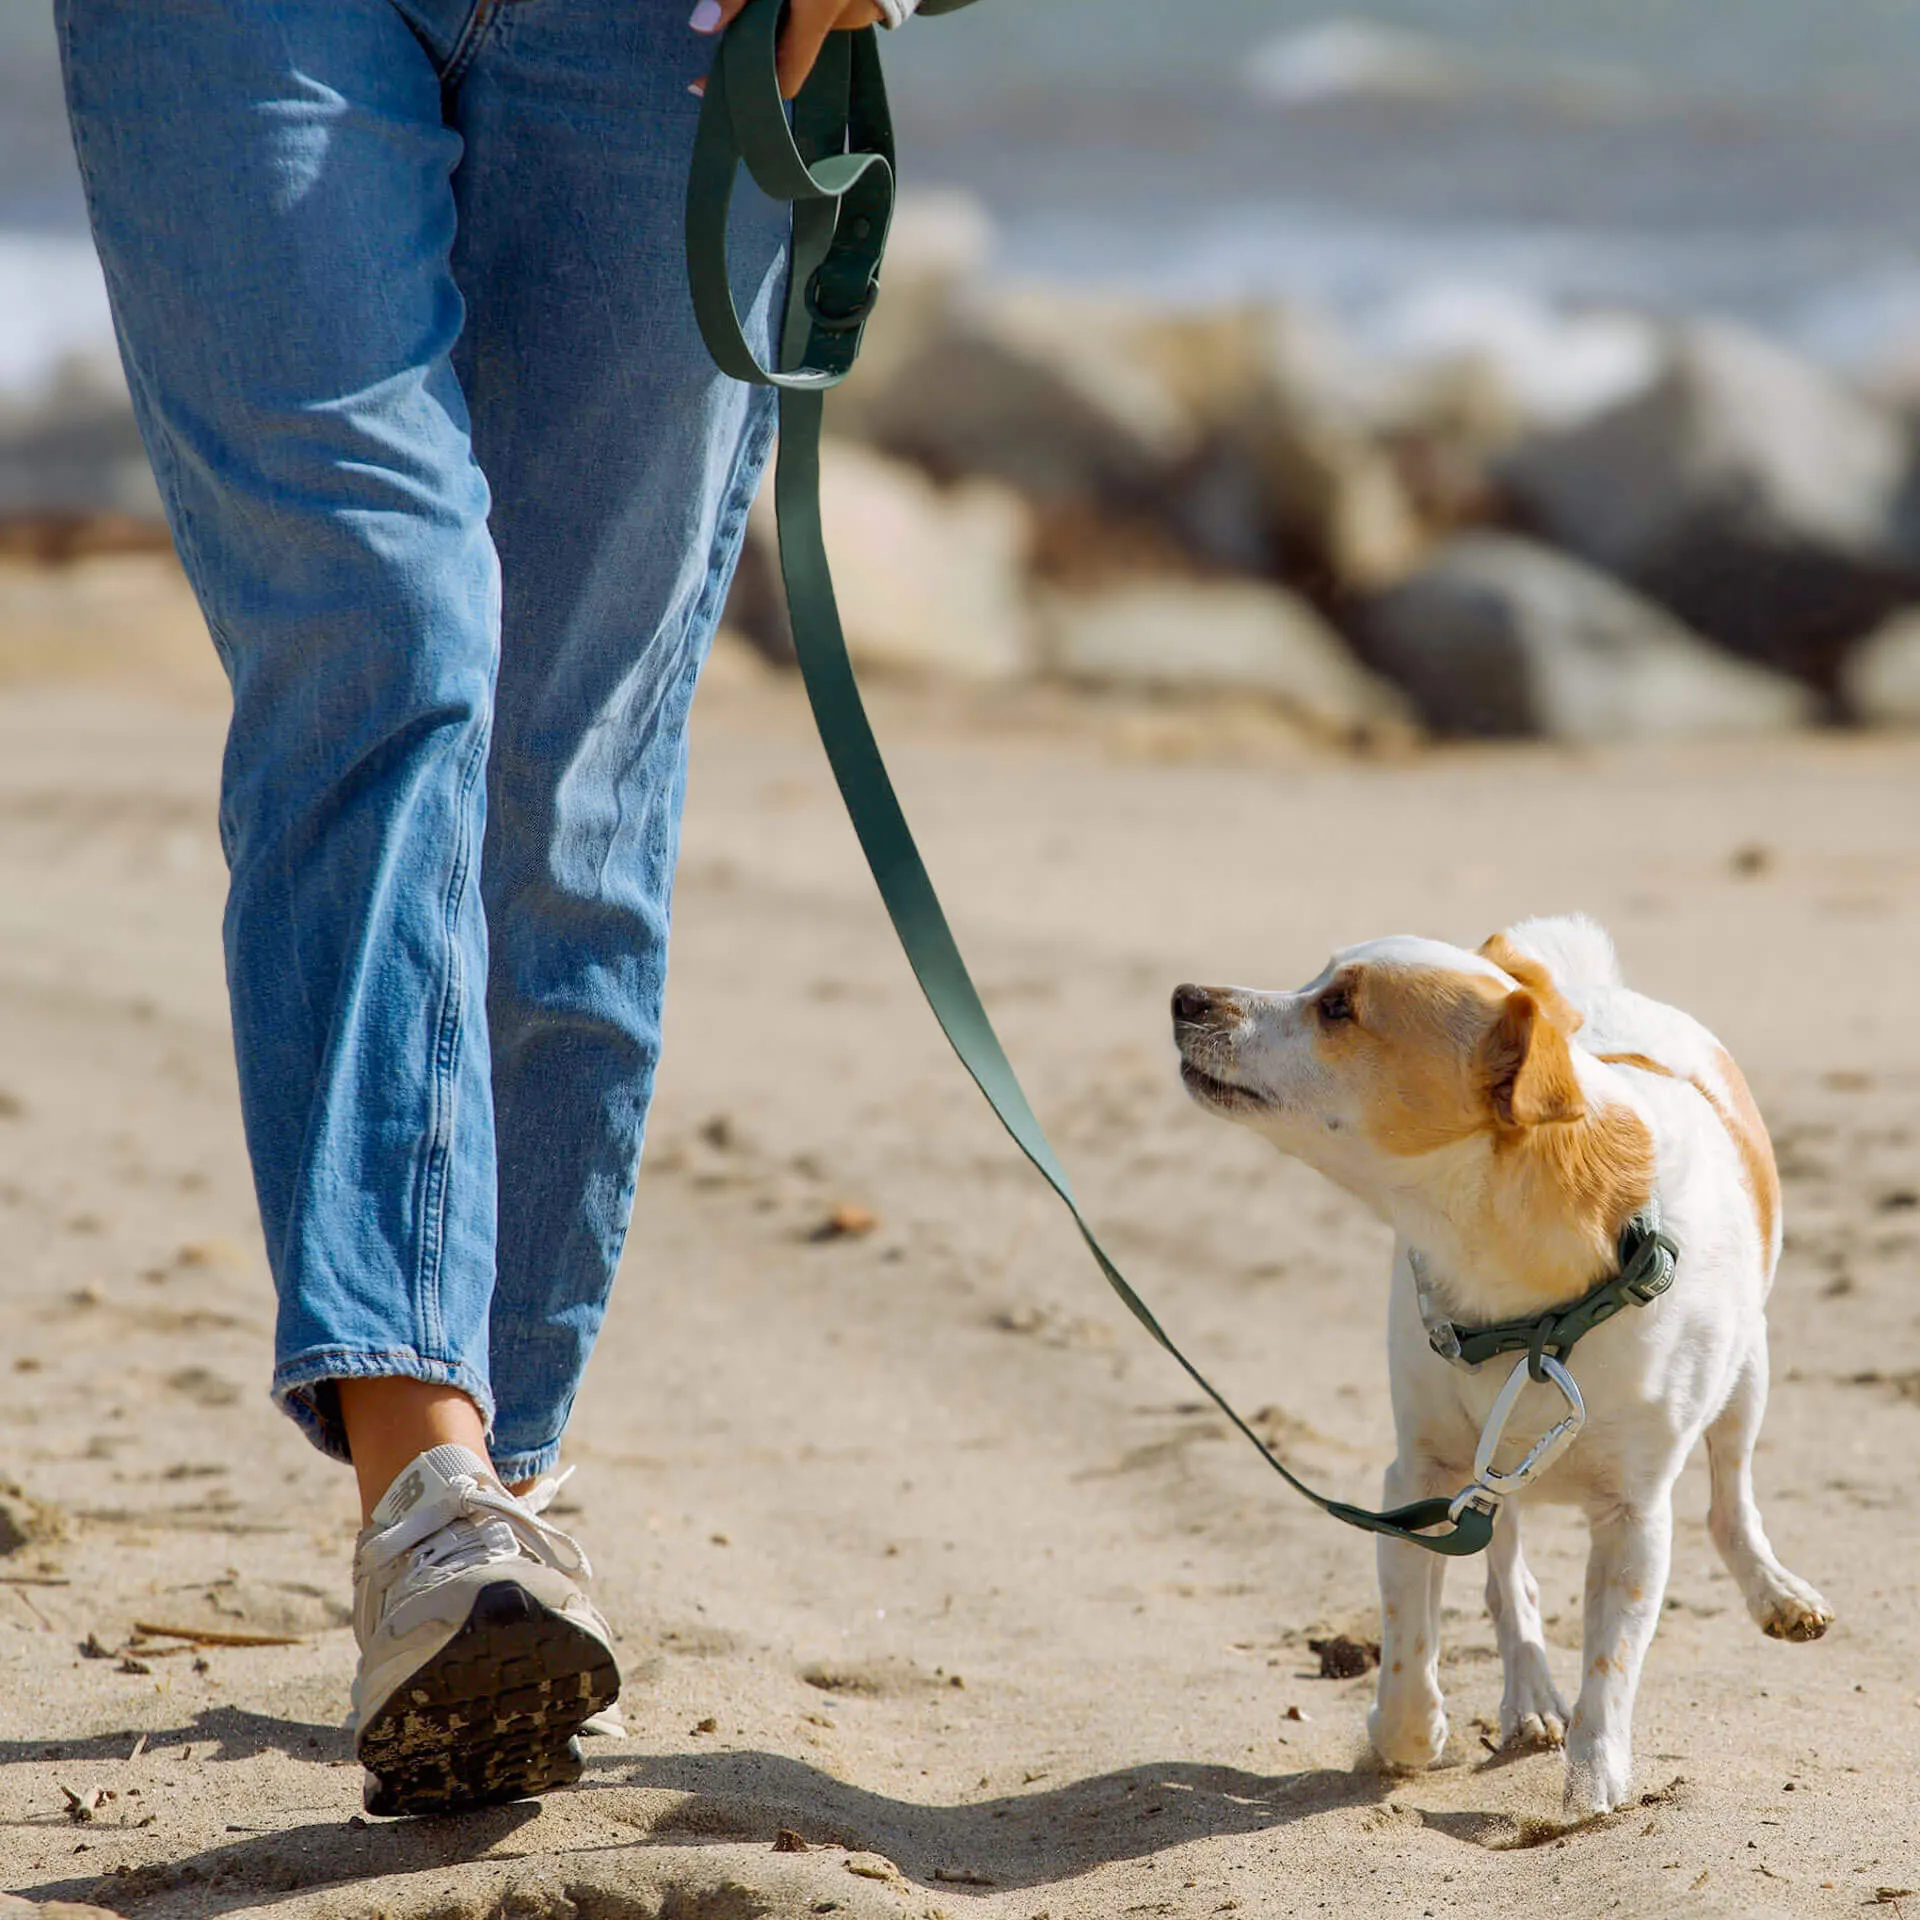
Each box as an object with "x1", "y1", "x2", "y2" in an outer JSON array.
[
  {"x1": 1481, "y1": 989, "x2": 1586, "y2": 1128},
  {"x1": 1479, "y1": 932, "x2": 1583, "y2": 1034}
]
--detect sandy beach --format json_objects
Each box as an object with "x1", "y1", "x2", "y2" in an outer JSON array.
[{"x1": 2, "y1": 561, "x2": 1918, "y2": 1919}]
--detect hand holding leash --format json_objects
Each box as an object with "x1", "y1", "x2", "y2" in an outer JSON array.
[{"x1": 691, "y1": 0, "x2": 891, "y2": 100}]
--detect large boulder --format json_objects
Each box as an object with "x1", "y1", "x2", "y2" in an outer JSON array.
[
  {"x1": 1498, "y1": 320, "x2": 1920, "y2": 685},
  {"x1": 1040, "y1": 576, "x2": 1411, "y2": 743},
  {"x1": 1839, "y1": 608, "x2": 1920, "y2": 725},
  {"x1": 858, "y1": 290, "x2": 1196, "y2": 509},
  {"x1": 820, "y1": 189, "x2": 996, "y2": 443},
  {"x1": 729, "y1": 438, "x2": 1036, "y2": 683},
  {"x1": 1357, "y1": 532, "x2": 1815, "y2": 740},
  {"x1": 1120, "y1": 302, "x2": 1431, "y2": 591}
]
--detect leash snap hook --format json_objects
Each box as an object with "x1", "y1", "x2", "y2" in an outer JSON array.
[
  {"x1": 1446, "y1": 1481, "x2": 1502, "y2": 1527},
  {"x1": 1472, "y1": 1354, "x2": 1586, "y2": 1499}
]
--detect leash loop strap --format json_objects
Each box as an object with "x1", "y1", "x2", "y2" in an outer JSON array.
[{"x1": 685, "y1": 0, "x2": 1493, "y2": 1557}]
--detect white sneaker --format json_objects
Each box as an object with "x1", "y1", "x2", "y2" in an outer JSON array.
[{"x1": 350, "y1": 1444, "x2": 619, "y2": 1816}]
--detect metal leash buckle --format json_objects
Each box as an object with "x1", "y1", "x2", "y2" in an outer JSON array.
[
  {"x1": 1445, "y1": 1354, "x2": 1587, "y2": 1524},
  {"x1": 804, "y1": 264, "x2": 881, "y2": 334}
]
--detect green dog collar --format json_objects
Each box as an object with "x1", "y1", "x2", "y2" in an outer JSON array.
[{"x1": 1415, "y1": 1200, "x2": 1681, "y2": 1382}]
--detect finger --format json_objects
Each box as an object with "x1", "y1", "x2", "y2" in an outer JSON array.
[
  {"x1": 777, "y1": 0, "x2": 882, "y2": 99},
  {"x1": 779, "y1": 0, "x2": 883, "y2": 100},
  {"x1": 688, "y1": 0, "x2": 747, "y2": 37},
  {"x1": 687, "y1": 0, "x2": 750, "y2": 97},
  {"x1": 775, "y1": 0, "x2": 838, "y2": 99}
]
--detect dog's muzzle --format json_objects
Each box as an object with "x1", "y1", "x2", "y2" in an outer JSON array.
[{"x1": 1172, "y1": 984, "x2": 1264, "y2": 1111}]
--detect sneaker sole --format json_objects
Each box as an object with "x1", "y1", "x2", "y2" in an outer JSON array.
[{"x1": 357, "y1": 1578, "x2": 620, "y2": 1817}]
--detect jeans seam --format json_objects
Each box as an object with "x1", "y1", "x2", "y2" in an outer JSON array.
[
  {"x1": 440, "y1": 0, "x2": 509, "y2": 90},
  {"x1": 413, "y1": 710, "x2": 492, "y2": 1359},
  {"x1": 702, "y1": 396, "x2": 779, "y2": 639}
]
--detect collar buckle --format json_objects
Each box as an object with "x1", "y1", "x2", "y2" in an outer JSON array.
[{"x1": 1618, "y1": 1214, "x2": 1680, "y2": 1305}]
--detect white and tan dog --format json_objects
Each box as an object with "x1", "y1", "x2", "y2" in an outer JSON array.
[{"x1": 1171, "y1": 914, "x2": 1831, "y2": 1815}]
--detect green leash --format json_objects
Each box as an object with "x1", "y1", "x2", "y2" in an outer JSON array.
[{"x1": 686, "y1": 0, "x2": 1510, "y2": 1556}]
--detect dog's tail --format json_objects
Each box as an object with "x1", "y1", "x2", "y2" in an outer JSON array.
[{"x1": 1496, "y1": 913, "x2": 1624, "y2": 995}]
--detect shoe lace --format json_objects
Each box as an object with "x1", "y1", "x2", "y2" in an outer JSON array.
[{"x1": 360, "y1": 1467, "x2": 591, "y2": 1588}]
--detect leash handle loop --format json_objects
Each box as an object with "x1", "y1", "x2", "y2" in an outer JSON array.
[
  {"x1": 685, "y1": 11, "x2": 1494, "y2": 1560},
  {"x1": 686, "y1": 0, "x2": 892, "y2": 392}
]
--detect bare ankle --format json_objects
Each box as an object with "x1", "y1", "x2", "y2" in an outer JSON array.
[{"x1": 337, "y1": 1377, "x2": 490, "y2": 1524}]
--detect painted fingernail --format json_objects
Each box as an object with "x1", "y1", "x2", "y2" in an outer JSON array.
[{"x1": 689, "y1": 1, "x2": 724, "y2": 31}]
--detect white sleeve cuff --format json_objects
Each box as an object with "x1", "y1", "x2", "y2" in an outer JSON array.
[{"x1": 874, "y1": 0, "x2": 920, "y2": 26}]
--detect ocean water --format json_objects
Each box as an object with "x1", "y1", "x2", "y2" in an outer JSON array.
[{"x1": 6, "y1": 0, "x2": 1920, "y2": 406}]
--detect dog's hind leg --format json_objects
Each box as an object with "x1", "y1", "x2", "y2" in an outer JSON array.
[
  {"x1": 1706, "y1": 1340, "x2": 1834, "y2": 1643},
  {"x1": 1485, "y1": 1502, "x2": 1567, "y2": 1749},
  {"x1": 1367, "y1": 1457, "x2": 1450, "y2": 1770}
]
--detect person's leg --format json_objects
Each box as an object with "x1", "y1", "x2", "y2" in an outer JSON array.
[
  {"x1": 58, "y1": 0, "x2": 618, "y2": 1814},
  {"x1": 59, "y1": 0, "x2": 506, "y2": 1481},
  {"x1": 447, "y1": 0, "x2": 787, "y2": 1484}
]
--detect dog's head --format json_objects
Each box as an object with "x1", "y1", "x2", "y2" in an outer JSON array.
[{"x1": 1170, "y1": 933, "x2": 1591, "y2": 1204}]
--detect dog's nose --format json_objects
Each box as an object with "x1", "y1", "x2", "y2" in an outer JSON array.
[{"x1": 1171, "y1": 983, "x2": 1216, "y2": 1025}]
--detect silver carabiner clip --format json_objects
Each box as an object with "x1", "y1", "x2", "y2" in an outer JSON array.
[
  {"x1": 1472, "y1": 1353, "x2": 1586, "y2": 1497},
  {"x1": 1446, "y1": 1354, "x2": 1587, "y2": 1524}
]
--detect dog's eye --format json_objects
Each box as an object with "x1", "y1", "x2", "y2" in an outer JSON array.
[{"x1": 1319, "y1": 988, "x2": 1354, "y2": 1025}]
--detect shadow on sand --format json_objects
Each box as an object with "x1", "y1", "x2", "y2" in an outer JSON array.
[{"x1": 10, "y1": 1727, "x2": 1399, "y2": 1911}]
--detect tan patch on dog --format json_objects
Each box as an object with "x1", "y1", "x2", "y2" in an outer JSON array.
[
  {"x1": 1595, "y1": 1047, "x2": 1778, "y2": 1251},
  {"x1": 1474, "y1": 991, "x2": 1656, "y2": 1295},
  {"x1": 1314, "y1": 962, "x2": 1512, "y2": 1157},
  {"x1": 1711, "y1": 1047, "x2": 1780, "y2": 1254},
  {"x1": 1477, "y1": 938, "x2": 1659, "y2": 1277},
  {"x1": 1592, "y1": 1051, "x2": 1669, "y2": 1080},
  {"x1": 1479, "y1": 933, "x2": 1585, "y2": 1036},
  {"x1": 1322, "y1": 962, "x2": 1654, "y2": 1298},
  {"x1": 1482, "y1": 990, "x2": 1584, "y2": 1128}
]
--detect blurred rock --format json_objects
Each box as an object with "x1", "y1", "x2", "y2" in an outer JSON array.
[
  {"x1": 1041, "y1": 576, "x2": 1411, "y2": 743},
  {"x1": 824, "y1": 190, "x2": 996, "y2": 441},
  {"x1": 1358, "y1": 532, "x2": 1815, "y2": 740},
  {"x1": 0, "y1": 511, "x2": 172, "y2": 563},
  {"x1": 1254, "y1": 402, "x2": 1430, "y2": 593},
  {"x1": 1123, "y1": 303, "x2": 1430, "y2": 592},
  {"x1": 860, "y1": 290, "x2": 1196, "y2": 508},
  {"x1": 1359, "y1": 284, "x2": 1660, "y2": 434},
  {"x1": 733, "y1": 439, "x2": 1034, "y2": 682},
  {"x1": 0, "y1": 357, "x2": 160, "y2": 522},
  {"x1": 1840, "y1": 609, "x2": 1920, "y2": 726},
  {"x1": 1500, "y1": 320, "x2": 1920, "y2": 685}
]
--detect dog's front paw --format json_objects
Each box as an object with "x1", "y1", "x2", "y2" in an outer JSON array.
[
  {"x1": 1499, "y1": 1648, "x2": 1568, "y2": 1750},
  {"x1": 1753, "y1": 1570, "x2": 1834, "y2": 1643},
  {"x1": 1562, "y1": 1727, "x2": 1631, "y2": 1817},
  {"x1": 1368, "y1": 1698, "x2": 1448, "y2": 1771}
]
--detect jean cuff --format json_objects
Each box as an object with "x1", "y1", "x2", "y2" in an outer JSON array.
[
  {"x1": 488, "y1": 1438, "x2": 566, "y2": 1485},
  {"x1": 272, "y1": 1347, "x2": 497, "y2": 1466}
]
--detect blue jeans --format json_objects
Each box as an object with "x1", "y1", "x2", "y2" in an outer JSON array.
[{"x1": 59, "y1": 0, "x2": 786, "y2": 1479}]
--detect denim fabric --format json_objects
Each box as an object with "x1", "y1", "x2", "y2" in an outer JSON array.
[{"x1": 59, "y1": 0, "x2": 786, "y2": 1480}]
